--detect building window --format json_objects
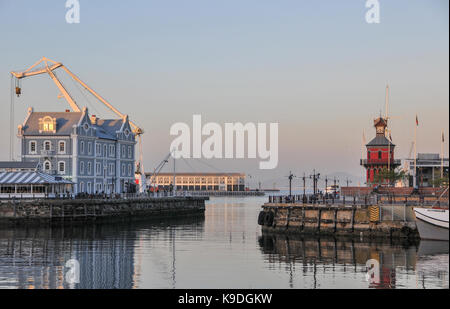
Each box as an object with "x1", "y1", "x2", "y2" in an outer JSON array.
[
  {"x1": 44, "y1": 160, "x2": 51, "y2": 172},
  {"x1": 39, "y1": 116, "x2": 56, "y2": 133},
  {"x1": 96, "y1": 163, "x2": 101, "y2": 175},
  {"x1": 80, "y1": 182, "x2": 85, "y2": 192},
  {"x1": 58, "y1": 161, "x2": 65, "y2": 174},
  {"x1": 80, "y1": 162, "x2": 85, "y2": 175},
  {"x1": 109, "y1": 163, "x2": 114, "y2": 175},
  {"x1": 378, "y1": 151, "x2": 382, "y2": 160},
  {"x1": 44, "y1": 141, "x2": 51, "y2": 151},
  {"x1": 104, "y1": 145, "x2": 107, "y2": 157},
  {"x1": 80, "y1": 141, "x2": 85, "y2": 154},
  {"x1": 128, "y1": 164, "x2": 132, "y2": 176},
  {"x1": 88, "y1": 142, "x2": 92, "y2": 155},
  {"x1": 87, "y1": 162, "x2": 91, "y2": 175},
  {"x1": 109, "y1": 145, "x2": 115, "y2": 157},
  {"x1": 30, "y1": 141, "x2": 37, "y2": 154},
  {"x1": 128, "y1": 146, "x2": 132, "y2": 158},
  {"x1": 59, "y1": 141, "x2": 66, "y2": 154},
  {"x1": 122, "y1": 164, "x2": 125, "y2": 176},
  {"x1": 122, "y1": 146, "x2": 126, "y2": 158},
  {"x1": 87, "y1": 182, "x2": 92, "y2": 194}
]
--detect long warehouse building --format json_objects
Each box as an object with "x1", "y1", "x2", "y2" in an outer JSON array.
[{"x1": 146, "y1": 172, "x2": 246, "y2": 192}]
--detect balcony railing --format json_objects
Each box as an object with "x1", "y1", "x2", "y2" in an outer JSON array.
[
  {"x1": 360, "y1": 159, "x2": 401, "y2": 166},
  {"x1": 40, "y1": 150, "x2": 56, "y2": 156}
]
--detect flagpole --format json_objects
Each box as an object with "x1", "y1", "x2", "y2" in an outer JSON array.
[
  {"x1": 386, "y1": 85, "x2": 391, "y2": 185},
  {"x1": 441, "y1": 130, "x2": 444, "y2": 179},
  {"x1": 413, "y1": 115, "x2": 417, "y2": 188}
]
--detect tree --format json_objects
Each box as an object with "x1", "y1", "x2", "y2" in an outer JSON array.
[
  {"x1": 431, "y1": 177, "x2": 449, "y2": 188},
  {"x1": 373, "y1": 167, "x2": 407, "y2": 187}
]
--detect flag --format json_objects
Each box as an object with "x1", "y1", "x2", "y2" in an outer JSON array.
[
  {"x1": 416, "y1": 115, "x2": 419, "y2": 126},
  {"x1": 442, "y1": 131, "x2": 445, "y2": 143}
]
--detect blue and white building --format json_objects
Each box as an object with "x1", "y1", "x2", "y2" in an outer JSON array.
[{"x1": 17, "y1": 107, "x2": 136, "y2": 194}]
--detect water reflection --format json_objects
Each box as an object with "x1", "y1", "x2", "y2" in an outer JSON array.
[
  {"x1": 0, "y1": 197, "x2": 448, "y2": 289},
  {"x1": 0, "y1": 216, "x2": 204, "y2": 289},
  {"x1": 258, "y1": 233, "x2": 448, "y2": 289}
]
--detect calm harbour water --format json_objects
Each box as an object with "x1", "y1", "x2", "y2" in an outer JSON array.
[{"x1": 0, "y1": 196, "x2": 448, "y2": 289}]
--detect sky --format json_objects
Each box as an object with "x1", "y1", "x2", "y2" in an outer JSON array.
[{"x1": 0, "y1": 0, "x2": 448, "y2": 189}]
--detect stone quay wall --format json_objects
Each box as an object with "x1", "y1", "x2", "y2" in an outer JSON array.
[
  {"x1": 258, "y1": 203, "x2": 419, "y2": 240},
  {"x1": 0, "y1": 197, "x2": 208, "y2": 227}
]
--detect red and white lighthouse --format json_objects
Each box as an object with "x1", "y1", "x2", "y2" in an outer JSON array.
[{"x1": 361, "y1": 117, "x2": 400, "y2": 185}]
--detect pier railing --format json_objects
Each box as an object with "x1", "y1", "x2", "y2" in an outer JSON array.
[{"x1": 267, "y1": 194, "x2": 449, "y2": 208}]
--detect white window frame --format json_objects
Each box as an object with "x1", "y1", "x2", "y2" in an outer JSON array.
[
  {"x1": 29, "y1": 141, "x2": 37, "y2": 154},
  {"x1": 128, "y1": 146, "x2": 132, "y2": 159},
  {"x1": 109, "y1": 163, "x2": 114, "y2": 175},
  {"x1": 80, "y1": 141, "x2": 85, "y2": 154},
  {"x1": 44, "y1": 140, "x2": 51, "y2": 151},
  {"x1": 88, "y1": 142, "x2": 92, "y2": 155},
  {"x1": 58, "y1": 141, "x2": 66, "y2": 154},
  {"x1": 96, "y1": 163, "x2": 101, "y2": 175},
  {"x1": 44, "y1": 160, "x2": 52, "y2": 172},
  {"x1": 109, "y1": 145, "x2": 115, "y2": 157},
  {"x1": 87, "y1": 162, "x2": 92, "y2": 175},
  {"x1": 122, "y1": 145, "x2": 126, "y2": 158},
  {"x1": 58, "y1": 161, "x2": 65, "y2": 174},
  {"x1": 122, "y1": 164, "x2": 125, "y2": 176},
  {"x1": 128, "y1": 164, "x2": 132, "y2": 176},
  {"x1": 103, "y1": 145, "x2": 107, "y2": 157},
  {"x1": 80, "y1": 161, "x2": 85, "y2": 175},
  {"x1": 87, "y1": 182, "x2": 92, "y2": 194},
  {"x1": 80, "y1": 182, "x2": 85, "y2": 193}
]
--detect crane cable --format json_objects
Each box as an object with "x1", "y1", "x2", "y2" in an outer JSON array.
[{"x1": 10, "y1": 75, "x2": 14, "y2": 161}]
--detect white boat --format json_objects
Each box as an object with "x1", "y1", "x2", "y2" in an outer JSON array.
[{"x1": 414, "y1": 207, "x2": 449, "y2": 241}]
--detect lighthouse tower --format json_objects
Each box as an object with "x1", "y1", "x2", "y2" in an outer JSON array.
[{"x1": 361, "y1": 117, "x2": 400, "y2": 185}]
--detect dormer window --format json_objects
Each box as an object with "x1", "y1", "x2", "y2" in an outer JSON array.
[
  {"x1": 124, "y1": 129, "x2": 130, "y2": 137},
  {"x1": 39, "y1": 116, "x2": 57, "y2": 133}
]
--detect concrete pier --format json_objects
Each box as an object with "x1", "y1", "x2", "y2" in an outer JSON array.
[
  {"x1": 0, "y1": 196, "x2": 208, "y2": 227},
  {"x1": 258, "y1": 203, "x2": 419, "y2": 240}
]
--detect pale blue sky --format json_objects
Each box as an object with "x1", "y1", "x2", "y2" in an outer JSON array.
[{"x1": 0, "y1": 0, "x2": 448, "y2": 188}]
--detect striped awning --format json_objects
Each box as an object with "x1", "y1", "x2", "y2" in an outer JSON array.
[{"x1": 0, "y1": 172, "x2": 73, "y2": 185}]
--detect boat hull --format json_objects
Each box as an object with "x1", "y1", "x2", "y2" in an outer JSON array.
[{"x1": 414, "y1": 208, "x2": 449, "y2": 241}]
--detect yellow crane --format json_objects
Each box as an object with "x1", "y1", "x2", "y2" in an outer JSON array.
[{"x1": 10, "y1": 57, "x2": 146, "y2": 191}]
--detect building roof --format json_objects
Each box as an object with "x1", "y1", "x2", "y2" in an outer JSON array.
[
  {"x1": 21, "y1": 109, "x2": 128, "y2": 140},
  {"x1": 374, "y1": 117, "x2": 387, "y2": 128},
  {"x1": 95, "y1": 119, "x2": 124, "y2": 140},
  {"x1": 417, "y1": 153, "x2": 440, "y2": 160},
  {"x1": 0, "y1": 171, "x2": 73, "y2": 185},
  {"x1": 22, "y1": 111, "x2": 83, "y2": 136},
  {"x1": 366, "y1": 135, "x2": 395, "y2": 147},
  {"x1": 0, "y1": 161, "x2": 39, "y2": 169}
]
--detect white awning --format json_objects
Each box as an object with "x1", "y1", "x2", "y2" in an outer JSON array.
[{"x1": 0, "y1": 172, "x2": 73, "y2": 185}]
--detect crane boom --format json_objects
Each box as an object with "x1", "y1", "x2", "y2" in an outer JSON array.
[
  {"x1": 10, "y1": 57, "x2": 143, "y2": 135},
  {"x1": 11, "y1": 58, "x2": 80, "y2": 112}
]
